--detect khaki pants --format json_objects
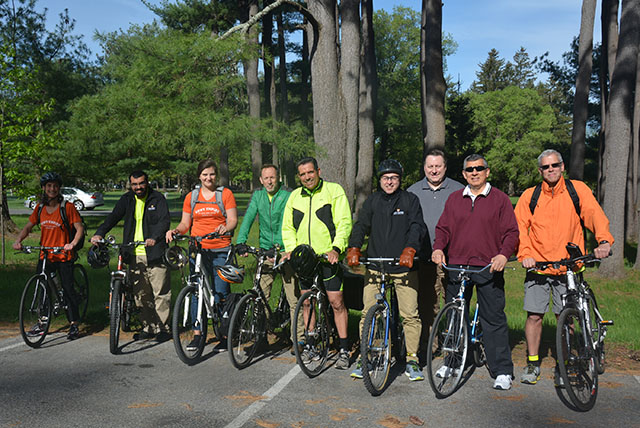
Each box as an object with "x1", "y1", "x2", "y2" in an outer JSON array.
[
  {"x1": 130, "y1": 255, "x2": 171, "y2": 334},
  {"x1": 359, "y1": 269, "x2": 421, "y2": 362},
  {"x1": 417, "y1": 261, "x2": 446, "y2": 354},
  {"x1": 259, "y1": 257, "x2": 303, "y2": 343}
]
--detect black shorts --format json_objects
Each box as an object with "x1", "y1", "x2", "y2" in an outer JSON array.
[{"x1": 299, "y1": 262, "x2": 343, "y2": 292}]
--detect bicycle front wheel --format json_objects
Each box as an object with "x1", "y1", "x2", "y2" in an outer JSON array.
[
  {"x1": 556, "y1": 307, "x2": 598, "y2": 411},
  {"x1": 109, "y1": 279, "x2": 123, "y2": 355},
  {"x1": 587, "y1": 289, "x2": 605, "y2": 375},
  {"x1": 293, "y1": 290, "x2": 331, "y2": 378},
  {"x1": 19, "y1": 275, "x2": 52, "y2": 348},
  {"x1": 228, "y1": 293, "x2": 265, "y2": 369},
  {"x1": 172, "y1": 285, "x2": 208, "y2": 365},
  {"x1": 73, "y1": 264, "x2": 90, "y2": 322},
  {"x1": 361, "y1": 304, "x2": 391, "y2": 396},
  {"x1": 426, "y1": 302, "x2": 468, "y2": 398}
]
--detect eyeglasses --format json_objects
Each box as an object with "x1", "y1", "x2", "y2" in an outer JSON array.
[
  {"x1": 380, "y1": 175, "x2": 400, "y2": 182},
  {"x1": 463, "y1": 166, "x2": 487, "y2": 173},
  {"x1": 539, "y1": 162, "x2": 562, "y2": 171}
]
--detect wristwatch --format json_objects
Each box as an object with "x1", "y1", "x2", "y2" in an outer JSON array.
[{"x1": 598, "y1": 240, "x2": 609, "y2": 245}]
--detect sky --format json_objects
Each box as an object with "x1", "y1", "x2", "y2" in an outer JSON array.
[{"x1": 44, "y1": 0, "x2": 599, "y2": 91}]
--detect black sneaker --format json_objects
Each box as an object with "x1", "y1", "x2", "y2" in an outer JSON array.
[
  {"x1": 67, "y1": 324, "x2": 80, "y2": 340},
  {"x1": 155, "y1": 331, "x2": 172, "y2": 342},
  {"x1": 133, "y1": 331, "x2": 156, "y2": 341},
  {"x1": 27, "y1": 322, "x2": 46, "y2": 337},
  {"x1": 186, "y1": 335, "x2": 203, "y2": 351}
]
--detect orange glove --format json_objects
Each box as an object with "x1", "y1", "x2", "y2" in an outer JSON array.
[
  {"x1": 399, "y1": 247, "x2": 416, "y2": 268},
  {"x1": 347, "y1": 247, "x2": 362, "y2": 266}
]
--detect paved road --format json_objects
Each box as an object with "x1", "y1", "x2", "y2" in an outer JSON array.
[{"x1": 1, "y1": 332, "x2": 639, "y2": 428}]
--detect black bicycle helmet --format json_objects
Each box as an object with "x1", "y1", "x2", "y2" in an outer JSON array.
[
  {"x1": 216, "y1": 264, "x2": 245, "y2": 284},
  {"x1": 87, "y1": 245, "x2": 110, "y2": 269},
  {"x1": 377, "y1": 159, "x2": 403, "y2": 178},
  {"x1": 289, "y1": 244, "x2": 318, "y2": 280},
  {"x1": 164, "y1": 245, "x2": 188, "y2": 270},
  {"x1": 40, "y1": 172, "x2": 63, "y2": 187}
]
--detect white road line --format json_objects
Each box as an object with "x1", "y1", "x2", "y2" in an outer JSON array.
[
  {"x1": 223, "y1": 364, "x2": 301, "y2": 428},
  {"x1": 0, "y1": 341, "x2": 24, "y2": 353},
  {"x1": 634, "y1": 375, "x2": 640, "y2": 385}
]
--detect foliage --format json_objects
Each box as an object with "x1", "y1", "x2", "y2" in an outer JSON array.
[{"x1": 470, "y1": 47, "x2": 537, "y2": 94}]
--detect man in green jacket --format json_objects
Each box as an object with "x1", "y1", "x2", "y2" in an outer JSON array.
[
  {"x1": 236, "y1": 164, "x2": 301, "y2": 346},
  {"x1": 282, "y1": 157, "x2": 353, "y2": 369}
]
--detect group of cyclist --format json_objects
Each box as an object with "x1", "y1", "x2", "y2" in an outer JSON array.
[{"x1": 14, "y1": 147, "x2": 614, "y2": 392}]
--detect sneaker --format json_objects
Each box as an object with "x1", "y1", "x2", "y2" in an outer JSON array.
[
  {"x1": 493, "y1": 374, "x2": 513, "y2": 390},
  {"x1": 155, "y1": 331, "x2": 172, "y2": 342},
  {"x1": 27, "y1": 322, "x2": 46, "y2": 337},
  {"x1": 405, "y1": 361, "x2": 425, "y2": 381},
  {"x1": 301, "y1": 345, "x2": 320, "y2": 363},
  {"x1": 335, "y1": 349, "x2": 350, "y2": 370},
  {"x1": 67, "y1": 324, "x2": 79, "y2": 340},
  {"x1": 350, "y1": 361, "x2": 363, "y2": 379},
  {"x1": 291, "y1": 341, "x2": 304, "y2": 356},
  {"x1": 435, "y1": 365, "x2": 461, "y2": 378},
  {"x1": 186, "y1": 335, "x2": 203, "y2": 352},
  {"x1": 520, "y1": 363, "x2": 541, "y2": 385},
  {"x1": 133, "y1": 330, "x2": 155, "y2": 341},
  {"x1": 554, "y1": 366, "x2": 565, "y2": 388}
]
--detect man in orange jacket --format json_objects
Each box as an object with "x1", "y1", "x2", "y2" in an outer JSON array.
[{"x1": 515, "y1": 149, "x2": 613, "y2": 386}]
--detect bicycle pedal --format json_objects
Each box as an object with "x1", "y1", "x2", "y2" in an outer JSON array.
[{"x1": 600, "y1": 320, "x2": 614, "y2": 326}]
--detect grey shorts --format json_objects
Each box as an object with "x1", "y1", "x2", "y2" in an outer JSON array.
[{"x1": 523, "y1": 272, "x2": 567, "y2": 315}]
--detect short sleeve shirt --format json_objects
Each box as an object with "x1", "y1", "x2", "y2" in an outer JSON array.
[
  {"x1": 182, "y1": 188, "x2": 237, "y2": 249},
  {"x1": 29, "y1": 202, "x2": 82, "y2": 262}
]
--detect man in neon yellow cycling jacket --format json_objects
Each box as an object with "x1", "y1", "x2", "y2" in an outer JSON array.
[{"x1": 282, "y1": 157, "x2": 353, "y2": 370}]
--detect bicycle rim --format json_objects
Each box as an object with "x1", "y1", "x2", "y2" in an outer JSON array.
[
  {"x1": 293, "y1": 290, "x2": 331, "y2": 378},
  {"x1": 172, "y1": 285, "x2": 208, "y2": 365},
  {"x1": 228, "y1": 293, "x2": 264, "y2": 369},
  {"x1": 427, "y1": 302, "x2": 468, "y2": 398},
  {"x1": 73, "y1": 264, "x2": 90, "y2": 322},
  {"x1": 556, "y1": 307, "x2": 598, "y2": 411},
  {"x1": 109, "y1": 279, "x2": 123, "y2": 355},
  {"x1": 19, "y1": 276, "x2": 52, "y2": 348},
  {"x1": 361, "y1": 304, "x2": 391, "y2": 396},
  {"x1": 587, "y1": 290, "x2": 605, "y2": 375}
]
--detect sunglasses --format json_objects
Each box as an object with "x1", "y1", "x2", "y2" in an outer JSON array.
[
  {"x1": 539, "y1": 162, "x2": 562, "y2": 171},
  {"x1": 464, "y1": 166, "x2": 487, "y2": 173}
]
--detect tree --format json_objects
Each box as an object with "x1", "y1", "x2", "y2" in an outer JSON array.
[{"x1": 470, "y1": 49, "x2": 508, "y2": 93}]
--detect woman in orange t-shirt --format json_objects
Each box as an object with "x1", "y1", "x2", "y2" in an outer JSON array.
[
  {"x1": 166, "y1": 160, "x2": 237, "y2": 346},
  {"x1": 13, "y1": 172, "x2": 85, "y2": 340}
]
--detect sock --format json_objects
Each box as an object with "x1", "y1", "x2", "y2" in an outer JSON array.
[{"x1": 528, "y1": 354, "x2": 541, "y2": 367}]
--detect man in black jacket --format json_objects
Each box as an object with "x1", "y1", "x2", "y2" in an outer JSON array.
[
  {"x1": 91, "y1": 170, "x2": 171, "y2": 341},
  {"x1": 346, "y1": 159, "x2": 427, "y2": 381}
]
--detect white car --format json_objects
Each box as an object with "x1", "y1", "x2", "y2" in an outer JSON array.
[{"x1": 24, "y1": 187, "x2": 104, "y2": 211}]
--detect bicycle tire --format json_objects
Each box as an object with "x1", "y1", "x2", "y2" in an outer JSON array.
[
  {"x1": 556, "y1": 307, "x2": 598, "y2": 411},
  {"x1": 228, "y1": 293, "x2": 265, "y2": 369},
  {"x1": 73, "y1": 264, "x2": 90, "y2": 321},
  {"x1": 172, "y1": 285, "x2": 208, "y2": 365},
  {"x1": 19, "y1": 275, "x2": 52, "y2": 348},
  {"x1": 109, "y1": 279, "x2": 123, "y2": 355},
  {"x1": 361, "y1": 303, "x2": 391, "y2": 396},
  {"x1": 426, "y1": 302, "x2": 468, "y2": 398},
  {"x1": 293, "y1": 290, "x2": 331, "y2": 378},
  {"x1": 587, "y1": 289, "x2": 605, "y2": 375},
  {"x1": 471, "y1": 310, "x2": 486, "y2": 368}
]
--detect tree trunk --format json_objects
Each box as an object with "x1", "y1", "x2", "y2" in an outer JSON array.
[
  {"x1": 277, "y1": 12, "x2": 289, "y2": 126},
  {"x1": 600, "y1": 0, "x2": 640, "y2": 277},
  {"x1": 246, "y1": 0, "x2": 262, "y2": 190},
  {"x1": 420, "y1": 0, "x2": 446, "y2": 156},
  {"x1": 634, "y1": 46, "x2": 640, "y2": 269},
  {"x1": 570, "y1": 0, "x2": 596, "y2": 180},
  {"x1": 354, "y1": 0, "x2": 377, "y2": 215},
  {"x1": 219, "y1": 146, "x2": 230, "y2": 187}
]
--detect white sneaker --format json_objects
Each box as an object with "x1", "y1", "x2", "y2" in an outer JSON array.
[
  {"x1": 435, "y1": 365, "x2": 461, "y2": 378},
  {"x1": 493, "y1": 374, "x2": 512, "y2": 390}
]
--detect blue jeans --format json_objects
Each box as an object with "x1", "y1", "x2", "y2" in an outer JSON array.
[{"x1": 189, "y1": 249, "x2": 230, "y2": 331}]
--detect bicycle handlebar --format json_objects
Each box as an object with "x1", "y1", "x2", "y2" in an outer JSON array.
[
  {"x1": 441, "y1": 263, "x2": 493, "y2": 275},
  {"x1": 16, "y1": 245, "x2": 68, "y2": 255},
  {"x1": 534, "y1": 253, "x2": 602, "y2": 271},
  {"x1": 171, "y1": 232, "x2": 231, "y2": 243}
]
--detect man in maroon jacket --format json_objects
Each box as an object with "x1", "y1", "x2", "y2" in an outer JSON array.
[{"x1": 432, "y1": 154, "x2": 519, "y2": 390}]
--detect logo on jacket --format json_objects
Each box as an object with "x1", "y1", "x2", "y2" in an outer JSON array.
[
  {"x1": 147, "y1": 204, "x2": 156, "y2": 211},
  {"x1": 393, "y1": 209, "x2": 405, "y2": 216}
]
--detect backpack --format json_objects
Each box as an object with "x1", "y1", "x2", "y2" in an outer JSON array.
[
  {"x1": 219, "y1": 292, "x2": 243, "y2": 338},
  {"x1": 190, "y1": 186, "x2": 226, "y2": 219},
  {"x1": 37, "y1": 201, "x2": 86, "y2": 251}
]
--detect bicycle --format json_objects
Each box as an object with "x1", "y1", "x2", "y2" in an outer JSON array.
[
  {"x1": 227, "y1": 244, "x2": 291, "y2": 369},
  {"x1": 18, "y1": 246, "x2": 89, "y2": 348},
  {"x1": 167, "y1": 232, "x2": 230, "y2": 365},
  {"x1": 356, "y1": 257, "x2": 407, "y2": 396},
  {"x1": 426, "y1": 263, "x2": 492, "y2": 398},
  {"x1": 291, "y1": 250, "x2": 338, "y2": 378},
  {"x1": 536, "y1": 243, "x2": 612, "y2": 412}
]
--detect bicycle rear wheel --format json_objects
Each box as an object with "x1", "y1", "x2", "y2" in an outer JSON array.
[
  {"x1": 426, "y1": 302, "x2": 468, "y2": 398},
  {"x1": 361, "y1": 304, "x2": 391, "y2": 396},
  {"x1": 19, "y1": 275, "x2": 52, "y2": 348},
  {"x1": 228, "y1": 293, "x2": 265, "y2": 369},
  {"x1": 172, "y1": 285, "x2": 208, "y2": 365},
  {"x1": 293, "y1": 290, "x2": 331, "y2": 378},
  {"x1": 109, "y1": 279, "x2": 123, "y2": 355},
  {"x1": 73, "y1": 264, "x2": 90, "y2": 321},
  {"x1": 556, "y1": 307, "x2": 598, "y2": 411}
]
